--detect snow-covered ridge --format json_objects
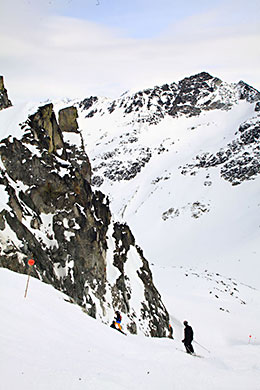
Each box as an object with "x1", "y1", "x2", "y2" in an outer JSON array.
[
  {"x1": 78, "y1": 72, "x2": 260, "y2": 126},
  {"x1": 72, "y1": 72, "x2": 260, "y2": 188}
]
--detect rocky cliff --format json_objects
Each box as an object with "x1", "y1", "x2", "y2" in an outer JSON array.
[
  {"x1": 0, "y1": 101, "x2": 169, "y2": 337},
  {"x1": 0, "y1": 76, "x2": 12, "y2": 111}
]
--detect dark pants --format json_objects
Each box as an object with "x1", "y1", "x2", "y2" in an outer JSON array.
[{"x1": 184, "y1": 341, "x2": 194, "y2": 354}]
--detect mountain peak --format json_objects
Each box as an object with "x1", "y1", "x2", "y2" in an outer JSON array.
[
  {"x1": 79, "y1": 72, "x2": 260, "y2": 126},
  {"x1": 179, "y1": 71, "x2": 215, "y2": 84},
  {"x1": 236, "y1": 80, "x2": 260, "y2": 103}
]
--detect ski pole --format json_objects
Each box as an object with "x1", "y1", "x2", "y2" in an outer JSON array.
[{"x1": 194, "y1": 340, "x2": 211, "y2": 353}]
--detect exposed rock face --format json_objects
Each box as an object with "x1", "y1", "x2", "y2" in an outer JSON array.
[
  {"x1": 0, "y1": 103, "x2": 169, "y2": 336},
  {"x1": 58, "y1": 106, "x2": 79, "y2": 132},
  {"x1": 180, "y1": 116, "x2": 260, "y2": 185},
  {"x1": 78, "y1": 72, "x2": 260, "y2": 185},
  {"x1": 0, "y1": 76, "x2": 12, "y2": 110},
  {"x1": 29, "y1": 103, "x2": 65, "y2": 154},
  {"x1": 93, "y1": 147, "x2": 152, "y2": 182}
]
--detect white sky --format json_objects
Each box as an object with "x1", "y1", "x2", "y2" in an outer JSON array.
[{"x1": 1, "y1": 0, "x2": 260, "y2": 103}]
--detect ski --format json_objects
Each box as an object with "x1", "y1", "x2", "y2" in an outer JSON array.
[{"x1": 176, "y1": 348, "x2": 204, "y2": 358}]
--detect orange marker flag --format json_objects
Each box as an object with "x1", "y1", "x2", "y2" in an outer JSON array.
[{"x1": 24, "y1": 259, "x2": 35, "y2": 298}]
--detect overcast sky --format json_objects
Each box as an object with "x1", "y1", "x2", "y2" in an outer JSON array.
[{"x1": 1, "y1": 0, "x2": 260, "y2": 103}]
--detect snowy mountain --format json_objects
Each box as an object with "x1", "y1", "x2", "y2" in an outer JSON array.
[
  {"x1": 68, "y1": 71, "x2": 260, "y2": 289},
  {"x1": 0, "y1": 71, "x2": 260, "y2": 389},
  {"x1": 0, "y1": 71, "x2": 259, "y2": 340}
]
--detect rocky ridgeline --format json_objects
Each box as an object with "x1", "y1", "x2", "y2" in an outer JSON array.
[
  {"x1": 79, "y1": 72, "x2": 260, "y2": 125},
  {"x1": 0, "y1": 76, "x2": 12, "y2": 110},
  {"x1": 0, "y1": 102, "x2": 169, "y2": 336},
  {"x1": 180, "y1": 114, "x2": 260, "y2": 185},
  {"x1": 79, "y1": 72, "x2": 260, "y2": 185}
]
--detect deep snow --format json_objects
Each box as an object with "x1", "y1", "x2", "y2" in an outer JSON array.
[{"x1": 0, "y1": 268, "x2": 260, "y2": 390}]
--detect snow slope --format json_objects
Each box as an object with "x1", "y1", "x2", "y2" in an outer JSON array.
[
  {"x1": 72, "y1": 80, "x2": 260, "y2": 289},
  {"x1": 1, "y1": 268, "x2": 260, "y2": 390}
]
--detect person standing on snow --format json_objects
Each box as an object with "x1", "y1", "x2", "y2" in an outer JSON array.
[
  {"x1": 110, "y1": 311, "x2": 126, "y2": 335},
  {"x1": 182, "y1": 320, "x2": 194, "y2": 354}
]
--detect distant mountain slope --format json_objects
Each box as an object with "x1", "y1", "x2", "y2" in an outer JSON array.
[
  {"x1": 72, "y1": 72, "x2": 260, "y2": 288},
  {"x1": 79, "y1": 72, "x2": 260, "y2": 126}
]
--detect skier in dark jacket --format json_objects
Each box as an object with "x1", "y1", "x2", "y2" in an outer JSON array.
[{"x1": 182, "y1": 320, "x2": 194, "y2": 354}]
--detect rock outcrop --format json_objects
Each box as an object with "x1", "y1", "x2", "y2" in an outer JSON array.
[
  {"x1": 180, "y1": 116, "x2": 260, "y2": 185},
  {"x1": 0, "y1": 76, "x2": 12, "y2": 110},
  {"x1": 0, "y1": 103, "x2": 169, "y2": 337},
  {"x1": 58, "y1": 106, "x2": 79, "y2": 132}
]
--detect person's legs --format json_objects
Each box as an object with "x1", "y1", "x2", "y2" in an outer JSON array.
[{"x1": 185, "y1": 342, "x2": 194, "y2": 354}]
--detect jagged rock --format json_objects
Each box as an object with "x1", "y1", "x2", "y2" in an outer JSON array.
[
  {"x1": 28, "y1": 103, "x2": 65, "y2": 154},
  {"x1": 92, "y1": 175, "x2": 104, "y2": 187},
  {"x1": 102, "y1": 149, "x2": 152, "y2": 182},
  {"x1": 191, "y1": 202, "x2": 210, "y2": 218},
  {"x1": 58, "y1": 106, "x2": 79, "y2": 132},
  {"x1": 0, "y1": 76, "x2": 12, "y2": 111},
  {"x1": 162, "y1": 208, "x2": 180, "y2": 221},
  {"x1": 255, "y1": 102, "x2": 260, "y2": 112},
  {"x1": 169, "y1": 104, "x2": 201, "y2": 117},
  {"x1": 237, "y1": 81, "x2": 260, "y2": 103},
  {"x1": 0, "y1": 103, "x2": 169, "y2": 337},
  {"x1": 79, "y1": 96, "x2": 98, "y2": 111},
  {"x1": 180, "y1": 117, "x2": 260, "y2": 185}
]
